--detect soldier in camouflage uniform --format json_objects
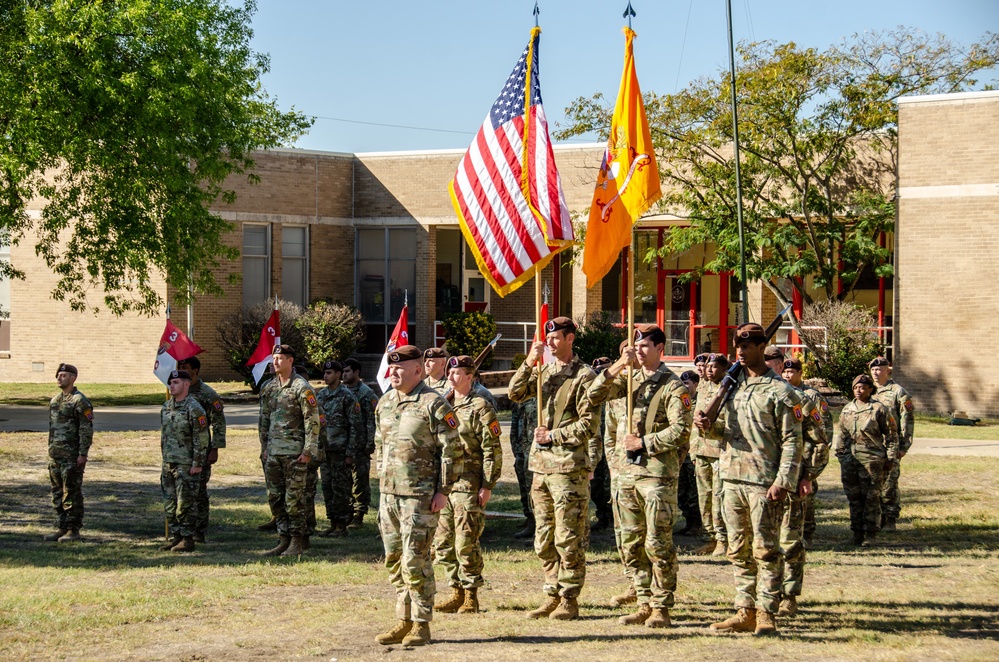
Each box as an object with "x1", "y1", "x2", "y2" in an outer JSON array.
[
  {"x1": 316, "y1": 360, "x2": 363, "y2": 538},
  {"x1": 508, "y1": 316, "x2": 599, "y2": 621},
  {"x1": 698, "y1": 323, "x2": 803, "y2": 637},
  {"x1": 423, "y1": 347, "x2": 449, "y2": 393},
  {"x1": 44, "y1": 363, "x2": 94, "y2": 543},
  {"x1": 588, "y1": 326, "x2": 692, "y2": 628},
  {"x1": 160, "y1": 370, "x2": 210, "y2": 552},
  {"x1": 509, "y1": 395, "x2": 537, "y2": 539},
  {"x1": 778, "y1": 359, "x2": 830, "y2": 617},
  {"x1": 692, "y1": 354, "x2": 730, "y2": 556},
  {"x1": 802, "y1": 369, "x2": 833, "y2": 548},
  {"x1": 374, "y1": 345, "x2": 462, "y2": 647},
  {"x1": 869, "y1": 356, "x2": 914, "y2": 531},
  {"x1": 602, "y1": 385, "x2": 638, "y2": 606},
  {"x1": 343, "y1": 358, "x2": 379, "y2": 529},
  {"x1": 177, "y1": 357, "x2": 226, "y2": 544},
  {"x1": 835, "y1": 373, "x2": 899, "y2": 546},
  {"x1": 433, "y1": 355, "x2": 502, "y2": 614},
  {"x1": 589, "y1": 358, "x2": 614, "y2": 534},
  {"x1": 258, "y1": 344, "x2": 321, "y2": 557}
]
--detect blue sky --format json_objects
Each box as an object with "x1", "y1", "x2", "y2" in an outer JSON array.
[{"x1": 248, "y1": 0, "x2": 998, "y2": 153}]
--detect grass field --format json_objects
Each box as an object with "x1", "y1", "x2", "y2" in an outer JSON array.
[
  {"x1": 0, "y1": 382, "x2": 252, "y2": 407},
  {"x1": 1, "y1": 430, "x2": 997, "y2": 661}
]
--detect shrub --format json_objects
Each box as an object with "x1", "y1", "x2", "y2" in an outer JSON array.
[
  {"x1": 441, "y1": 311, "x2": 497, "y2": 368},
  {"x1": 572, "y1": 311, "x2": 626, "y2": 365},
  {"x1": 799, "y1": 300, "x2": 884, "y2": 394},
  {"x1": 295, "y1": 300, "x2": 365, "y2": 370},
  {"x1": 216, "y1": 300, "x2": 306, "y2": 392}
]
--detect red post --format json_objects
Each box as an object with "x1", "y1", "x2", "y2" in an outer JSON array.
[
  {"x1": 719, "y1": 272, "x2": 730, "y2": 353},
  {"x1": 878, "y1": 232, "x2": 886, "y2": 343},
  {"x1": 791, "y1": 281, "x2": 803, "y2": 352},
  {"x1": 689, "y1": 280, "x2": 697, "y2": 360}
]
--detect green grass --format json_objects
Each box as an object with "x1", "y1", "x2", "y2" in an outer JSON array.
[
  {"x1": 0, "y1": 382, "x2": 251, "y2": 407},
  {"x1": 1, "y1": 430, "x2": 998, "y2": 660}
]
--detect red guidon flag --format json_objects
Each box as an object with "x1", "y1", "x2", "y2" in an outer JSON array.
[
  {"x1": 154, "y1": 320, "x2": 203, "y2": 385},
  {"x1": 247, "y1": 308, "x2": 281, "y2": 385},
  {"x1": 377, "y1": 304, "x2": 409, "y2": 393}
]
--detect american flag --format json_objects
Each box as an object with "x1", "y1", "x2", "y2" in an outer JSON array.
[{"x1": 448, "y1": 27, "x2": 573, "y2": 298}]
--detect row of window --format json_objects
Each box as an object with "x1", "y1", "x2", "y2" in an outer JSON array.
[{"x1": 242, "y1": 225, "x2": 309, "y2": 309}]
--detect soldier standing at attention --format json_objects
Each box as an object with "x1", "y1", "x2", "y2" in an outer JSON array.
[
  {"x1": 160, "y1": 369, "x2": 210, "y2": 552},
  {"x1": 433, "y1": 355, "x2": 502, "y2": 615},
  {"x1": 508, "y1": 316, "x2": 599, "y2": 622},
  {"x1": 44, "y1": 363, "x2": 94, "y2": 543},
  {"x1": 869, "y1": 356, "x2": 913, "y2": 531},
  {"x1": 316, "y1": 360, "x2": 363, "y2": 539},
  {"x1": 589, "y1": 357, "x2": 614, "y2": 534},
  {"x1": 763, "y1": 345, "x2": 785, "y2": 376},
  {"x1": 691, "y1": 355, "x2": 729, "y2": 556},
  {"x1": 374, "y1": 345, "x2": 462, "y2": 647},
  {"x1": 176, "y1": 356, "x2": 226, "y2": 544},
  {"x1": 509, "y1": 394, "x2": 538, "y2": 539},
  {"x1": 258, "y1": 344, "x2": 321, "y2": 557},
  {"x1": 588, "y1": 325, "x2": 692, "y2": 628},
  {"x1": 675, "y1": 368, "x2": 703, "y2": 538},
  {"x1": 423, "y1": 347, "x2": 449, "y2": 393},
  {"x1": 342, "y1": 358, "x2": 379, "y2": 530},
  {"x1": 697, "y1": 323, "x2": 803, "y2": 637},
  {"x1": 835, "y1": 374, "x2": 899, "y2": 547}
]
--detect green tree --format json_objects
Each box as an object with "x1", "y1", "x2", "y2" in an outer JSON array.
[
  {"x1": 295, "y1": 300, "x2": 365, "y2": 369},
  {"x1": 0, "y1": 0, "x2": 311, "y2": 316},
  {"x1": 441, "y1": 311, "x2": 497, "y2": 368},
  {"x1": 572, "y1": 311, "x2": 625, "y2": 365},
  {"x1": 216, "y1": 300, "x2": 305, "y2": 392},
  {"x1": 557, "y1": 28, "x2": 998, "y2": 341}
]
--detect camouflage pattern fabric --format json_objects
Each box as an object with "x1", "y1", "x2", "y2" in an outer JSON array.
[
  {"x1": 531, "y1": 469, "x2": 590, "y2": 598},
  {"x1": 162, "y1": 463, "x2": 201, "y2": 538},
  {"x1": 448, "y1": 391, "x2": 502, "y2": 493},
  {"x1": 433, "y1": 491, "x2": 486, "y2": 589},
  {"x1": 320, "y1": 450, "x2": 353, "y2": 525},
  {"x1": 689, "y1": 379, "x2": 722, "y2": 460},
  {"x1": 258, "y1": 373, "x2": 321, "y2": 459},
  {"x1": 346, "y1": 380, "x2": 379, "y2": 517},
  {"x1": 305, "y1": 455, "x2": 322, "y2": 535},
  {"x1": 874, "y1": 380, "x2": 914, "y2": 520},
  {"x1": 779, "y1": 491, "x2": 806, "y2": 596},
  {"x1": 838, "y1": 453, "x2": 885, "y2": 534},
  {"x1": 798, "y1": 384, "x2": 830, "y2": 543},
  {"x1": 317, "y1": 384, "x2": 363, "y2": 524},
  {"x1": 590, "y1": 454, "x2": 613, "y2": 523},
  {"x1": 835, "y1": 397, "x2": 897, "y2": 533},
  {"x1": 618, "y1": 476, "x2": 679, "y2": 608},
  {"x1": 380, "y1": 494, "x2": 440, "y2": 622},
  {"x1": 473, "y1": 381, "x2": 498, "y2": 409},
  {"x1": 48, "y1": 387, "x2": 93, "y2": 530},
  {"x1": 722, "y1": 482, "x2": 785, "y2": 613},
  {"x1": 509, "y1": 398, "x2": 537, "y2": 518},
  {"x1": 694, "y1": 455, "x2": 726, "y2": 544},
  {"x1": 425, "y1": 375, "x2": 449, "y2": 393},
  {"x1": 265, "y1": 455, "x2": 310, "y2": 536},
  {"x1": 160, "y1": 396, "x2": 210, "y2": 467},
  {"x1": 604, "y1": 396, "x2": 634, "y2": 579},
  {"x1": 188, "y1": 379, "x2": 226, "y2": 536},
  {"x1": 677, "y1": 456, "x2": 701, "y2": 531},
  {"x1": 49, "y1": 458, "x2": 85, "y2": 530}
]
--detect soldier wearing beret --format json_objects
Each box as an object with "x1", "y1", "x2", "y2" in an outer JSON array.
[
  {"x1": 176, "y1": 356, "x2": 226, "y2": 544},
  {"x1": 588, "y1": 325, "x2": 692, "y2": 628},
  {"x1": 44, "y1": 363, "x2": 94, "y2": 543},
  {"x1": 423, "y1": 347, "x2": 449, "y2": 393},
  {"x1": 509, "y1": 389, "x2": 538, "y2": 540},
  {"x1": 508, "y1": 316, "x2": 599, "y2": 621},
  {"x1": 835, "y1": 373, "x2": 899, "y2": 546},
  {"x1": 868, "y1": 357, "x2": 914, "y2": 531},
  {"x1": 258, "y1": 344, "x2": 321, "y2": 557},
  {"x1": 763, "y1": 345, "x2": 785, "y2": 377},
  {"x1": 589, "y1": 357, "x2": 614, "y2": 535},
  {"x1": 374, "y1": 345, "x2": 462, "y2": 647},
  {"x1": 692, "y1": 353, "x2": 731, "y2": 556},
  {"x1": 693, "y1": 353, "x2": 708, "y2": 380},
  {"x1": 433, "y1": 355, "x2": 502, "y2": 615},
  {"x1": 160, "y1": 370, "x2": 210, "y2": 552},
  {"x1": 342, "y1": 357, "x2": 379, "y2": 529},
  {"x1": 316, "y1": 360, "x2": 363, "y2": 538},
  {"x1": 697, "y1": 323, "x2": 803, "y2": 636}
]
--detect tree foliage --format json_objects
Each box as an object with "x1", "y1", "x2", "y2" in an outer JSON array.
[
  {"x1": 572, "y1": 311, "x2": 626, "y2": 365},
  {"x1": 296, "y1": 300, "x2": 366, "y2": 367},
  {"x1": 0, "y1": 0, "x2": 312, "y2": 316},
  {"x1": 441, "y1": 311, "x2": 497, "y2": 369},
  {"x1": 216, "y1": 300, "x2": 305, "y2": 392},
  {"x1": 798, "y1": 299, "x2": 884, "y2": 394}
]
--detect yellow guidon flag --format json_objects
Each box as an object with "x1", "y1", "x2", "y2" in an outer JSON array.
[{"x1": 583, "y1": 27, "x2": 662, "y2": 289}]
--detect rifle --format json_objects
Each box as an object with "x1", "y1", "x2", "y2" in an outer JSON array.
[
  {"x1": 443, "y1": 334, "x2": 502, "y2": 404},
  {"x1": 699, "y1": 303, "x2": 794, "y2": 426}
]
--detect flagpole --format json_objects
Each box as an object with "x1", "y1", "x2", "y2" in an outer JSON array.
[
  {"x1": 535, "y1": 264, "x2": 544, "y2": 428},
  {"x1": 726, "y1": 0, "x2": 750, "y2": 323},
  {"x1": 626, "y1": 238, "x2": 635, "y2": 435}
]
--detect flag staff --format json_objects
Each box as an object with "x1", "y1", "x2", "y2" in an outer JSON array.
[
  {"x1": 623, "y1": 1, "x2": 638, "y2": 435},
  {"x1": 535, "y1": 264, "x2": 544, "y2": 428},
  {"x1": 726, "y1": 0, "x2": 750, "y2": 322},
  {"x1": 533, "y1": 1, "x2": 540, "y2": 28}
]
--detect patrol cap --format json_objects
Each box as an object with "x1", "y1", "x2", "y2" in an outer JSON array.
[
  {"x1": 591, "y1": 356, "x2": 612, "y2": 372},
  {"x1": 868, "y1": 356, "x2": 891, "y2": 368},
  {"x1": 782, "y1": 358, "x2": 803, "y2": 371},
  {"x1": 544, "y1": 316, "x2": 576, "y2": 335},
  {"x1": 322, "y1": 359, "x2": 343, "y2": 372},
  {"x1": 273, "y1": 344, "x2": 296, "y2": 358},
  {"x1": 447, "y1": 355, "x2": 475, "y2": 370},
  {"x1": 56, "y1": 363, "x2": 78, "y2": 376},
  {"x1": 634, "y1": 324, "x2": 666, "y2": 346},
  {"x1": 168, "y1": 369, "x2": 192, "y2": 382},
  {"x1": 177, "y1": 356, "x2": 200, "y2": 370},
  {"x1": 763, "y1": 345, "x2": 785, "y2": 360},
  {"x1": 694, "y1": 353, "x2": 708, "y2": 365},
  {"x1": 852, "y1": 374, "x2": 875, "y2": 388},
  {"x1": 388, "y1": 345, "x2": 423, "y2": 364},
  {"x1": 424, "y1": 347, "x2": 448, "y2": 360},
  {"x1": 733, "y1": 323, "x2": 767, "y2": 345},
  {"x1": 680, "y1": 370, "x2": 699, "y2": 383}
]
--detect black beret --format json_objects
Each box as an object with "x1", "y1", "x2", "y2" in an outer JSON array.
[
  {"x1": 168, "y1": 369, "x2": 192, "y2": 382},
  {"x1": 56, "y1": 363, "x2": 78, "y2": 376},
  {"x1": 424, "y1": 347, "x2": 448, "y2": 359},
  {"x1": 634, "y1": 324, "x2": 666, "y2": 345},
  {"x1": 388, "y1": 345, "x2": 422, "y2": 364},
  {"x1": 680, "y1": 370, "x2": 700, "y2": 382},
  {"x1": 177, "y1": 356, "x2": 201, "y2": 370},
  {"x1": 764, "y1": 345, "x2": 785, "y2": 360},
  {"x1": 544, "y1": 316, "x2": 576, "y2": 334},
  {"x1": 447, "y1": 355, "x2": 475, "y2": 370},
  {"x1": 591, "y1": 356, "x2": 612, "y2": 372},
  {"x1": 853, "y1": 374, "x2": 875, "y2": 388},
  {"x1": 868, "y1": 356, "x2": 891, "y2": 368},
  {"x1": 322, "y1": 360, "x2": 343, "y2": 372},
  {"x1": 272, "y1": 344, "x2": 296, "y2": 358},
  {"x1": 733, "y1": 323, "x2": 767, "y2": 345},
  {"x1": 782, "y1": 358, "x2": 803, "y2": 371},
  {"x1": 708, "y1": 353, "x2": 730, "y2": 365},
  {"x1": 694, "y1": 353, "x2": 708, "y2": 365}
]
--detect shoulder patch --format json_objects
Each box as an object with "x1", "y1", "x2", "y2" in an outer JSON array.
[
  {"x1": 318, "y1": 412, "x2": 327, "y2": 426},
  {"x1": 811, "y1": 409, "x2": 822, "y2": 424},
  {"x1": 820, "y1": 400, "x2": 829, "y2": 413},
  {"x1": 354, "y1": 402, "x2": 361, "y2": 414},
  {"x1": 83, "y1": 408, "x2": 94, "y2": 422},
  {"x1": 489, "y1": 420, "x2": 501, "y2": 437},
  {"x1": 904, "y1": 400, "x2": 914, "y2": 412},
  {"x1": 679, "y1": 393, "x2": 692, "y2": 410},
  {"x1": 197, "y1": 415, "x2": 208, "y2": 430},
  {"x1": 370, "y1": 397, "x2": 378, "y2": 407},
  {"x1": 792, "y1": 404, "x2": 803, "y2": 421},
  {"x1": 443, "y1": 411, "x2": 458, "y2": 429},
  {"x1": 305, "y1": 390, "x2": 318, "y2": 407},
  {"x1": 212, "y1": 399, "x2": 223, "y2": 412}
]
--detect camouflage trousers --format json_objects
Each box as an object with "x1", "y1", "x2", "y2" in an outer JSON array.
[
  {"x1": 839, "y1": 453, "x2": 884, "y2": 534},
  {"x1": 379, "y1": 493, "x2": 440, "y2": 622},
  {"x1": 433, "y1": 491, "x2": 486, "y2": 589},
  {"x1": 610, "y1": 472, "x2": 634, "y2": 581},
  {"x1": 510, "y1": 439, "x2": 533, "y2": 519},
  {"x1": 351, "y1": 451, "x2": 372, "y2": 517},
  {"x1": 305, "y1": 457, "x2": 321, "y2": 535},
  {"x1": 532, "y1": 469, "x2": 590, "y2": 599},
  {"x1": 721, "y1": 481, "x2": 785, "y2": 614},
  {"x1": 779, "y1": 492, "x2": 806, "y2": 597},
  {"x1": 195, "y1": 463, "x2": 212, "y2": 536},
  {"x1": 49, "y1": 458, "x2": 85, "y2": 530},
  {"x1": 265, "y1": 455, "x2": 310, "y2": 536},
  {"x1": 618, "y1": 476, "x2": 679, "y2": 609},
  {"x1": 803, "y1": 478, "x2": 819, "y2": 541},
  {"x1": 694, "y1": 455, "x2": 727, "y2": 544},
  {"x1": 590, "y1": 455, "x2": 612, "y2": 522},
  {"x1": 881, "y1": 457, "x2": 902, "y2": 520},
  {"x1": 161, "y1": 462, "x2": 200, "y2": 539},
  {"x1": 320, "y1": 449, "x2": 353, "y2": 525},
  {"x1": 677, "y1": 456, "x2": 701, "y2": 530}
]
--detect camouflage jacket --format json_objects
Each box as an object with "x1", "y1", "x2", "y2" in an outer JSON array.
[
  {"x1": 317, "y1": 384, "x2": 363, "y2": 457},
  {"x1": 588, "y1": 363, "x2": 692, "y2": 481},
  {"x1": 873, "y1": 380, "x2": 914, "y2": 452},
  {"x1": 375, "y1": 381, "x2": 463, "y2": 497},
  {"x1": 473, "y1": 381, "x2": 498, "y2": 409},
  {"x1": 712, "y1": 369, "x2": 804, "y2": 492},
  {"x1": 258, "y1": 373, "x2": 321, "y2": 458},
  {"x1": 346, "y1": 380, "x2": 379, "y2": 454},
  {"x1": 451, "y1": 390, "x2": 503, "y2": 492},
  {"x1": 425, "y1": 375, "x2": 449, "y2": 393},
  {"x1": 508, "y1": 355, "x2": 599, "y2": 474},
  {"x1": 48, "y1": 388, "x2": 94, "y2": 460},
  {"x1": 834, "y1": 398, "x2": 899, "y2": 462},
  {"x1": 795, "y1": 385, "x2": 830, "y2": 481},
  {"x1": 690, "y1": 379, "x2": 723, "y2": 459},
  {"x1": 509, "y1": 397, "x2": 538, "y2": 449},
  {"x1": 602, "y1": 396, "x2": 628, "y2": 476},
  {"x1": 187, "y1": 380, "x2": 226, "y2": 449},
  {"x1": 160, "y1": 395, "x2": 210, "y2": 466}
]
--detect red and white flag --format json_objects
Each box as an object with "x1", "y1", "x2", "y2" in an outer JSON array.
[
  {"x1": 154, "y1": 320, "x2": 204, "y2": 385},
  {"x1": 377, "y1": 305, "x2": 409, "y2": 393},
  {"x1": 448, "y1": 26, "x2": 574, "y2": 299},
  {"x1": 247, "y1": 308, "x2": 281, "y2": 385}
]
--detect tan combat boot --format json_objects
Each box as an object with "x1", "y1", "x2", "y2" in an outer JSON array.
[
  {"x1": 281, "y1": 535, "x2": 305, "y2": 557},
  {"x1": 193, "y1": 531, "x2": 206, "y2": 544},
  {"x1": 609, "y1": 584, "x2": 637, "y2": 607},
  {"x1": 170, "y1": 536, "x2": 195, "y2": 552},
  {"x1": 346, "y1": 513, "x2": 364, "y2": 530},
  {"x1": 710, "y1": 607, "x2": 757, "y2": 634},
  {"x1": 58, "y1": 529, "x2": 81, "y2": 542},
  {"x1": 754, "y1": 610, "x2": 778, "y2": 636},
  {"x1": 694, "y1": 540, "x2": 717, "y2": 555},
  {"x1": 160, "y1": 537, "x2": 182, "y2": 551},
  {"x1": 263, "y1": 535, "x2": 291, "y2": 557},
  {"x1": 526, "y1": 595, "x2": 561, "y2": 619},
  {"x1": 513, "y1": 517, "x2": 535, "y2": 540},
  {"x1": 550, "y1": 597, "x2": 579, "y2": 620},
  {"x1": 712, "y1": 540, "x2": 728, "y2": 556},
  {"x1": 778, "y1": 596, "x2": 798, "y2": 618},
  {"x1": 43, "y1": 529, "x2": 68, "y2": 542},
  {"x1": 375, "y1": 620, "x2": 412, "y2": 645},
  {"x1": 458, "y1": 587, "x2": 479, "y2": 614},
  {"x1": 862, "y1": 531, "x2": 878, "y2": 547},
  {"x1": 256, "y1": 517, "x2": 278, "y2": 532},
  {"x1": 435, "y1": 586, "x2": 465, "y2": 613},
  {"x1": 646, "y1": 607, "x2": 671, "y2": 629},
  {"x1": 401, "y1": 621, "x2": 431, "y2": 646},
  {"x1": 619, "y1": 603, "x2": 652, "y2": 625}
]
